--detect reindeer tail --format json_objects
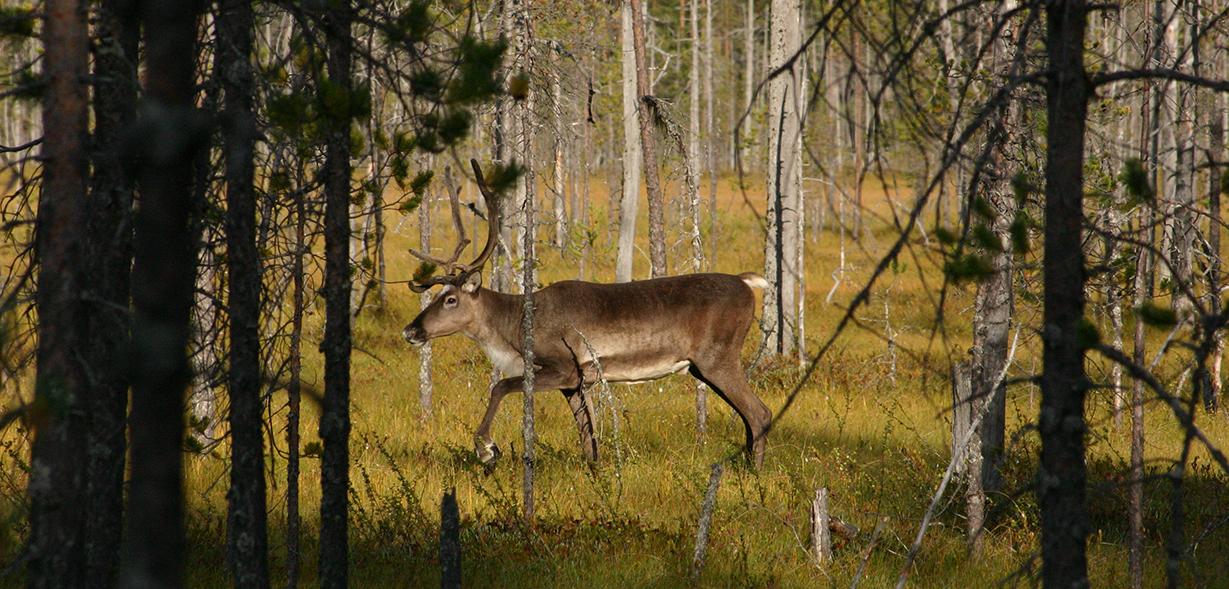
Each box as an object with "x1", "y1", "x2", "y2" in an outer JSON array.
[{"x1": 739, "y1": 273, "x2": 770, "y2": 290}]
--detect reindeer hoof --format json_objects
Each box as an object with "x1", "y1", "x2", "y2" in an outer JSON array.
[{"x1": 475, "y1": 441, "x2": 502, "y2": 464}]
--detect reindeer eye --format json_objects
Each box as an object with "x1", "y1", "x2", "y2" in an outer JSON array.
[{"x1": 444, "y1": 295, "x2": 459, "y2": 308}]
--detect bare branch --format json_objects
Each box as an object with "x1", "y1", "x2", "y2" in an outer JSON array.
[{"x1": 1092, "y1": 68, "x2": 1229, "y2": 92}]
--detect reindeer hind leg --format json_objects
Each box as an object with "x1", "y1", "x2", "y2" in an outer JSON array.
[
  {"x1": 563, "y1": 388, "x2": 598, "y2": 464},
  {"x1": 688, "y1": 362, "x2": 771, "y2": 469}
]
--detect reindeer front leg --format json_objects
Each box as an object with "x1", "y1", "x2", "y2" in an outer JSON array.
[
  {"x1": 473, "y1": 366, "x2": 582, "y2": 464},
  {"x1": 474, "y1": 377, "x2": 516, "y2": 464}
]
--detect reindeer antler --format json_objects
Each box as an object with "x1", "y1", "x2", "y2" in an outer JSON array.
[
  {"x1": 407, "y1": 159, "x2": 501, "y2": 292},
  {"x1": 456, "y1": 158, "x2": 501, "y2": 276}
]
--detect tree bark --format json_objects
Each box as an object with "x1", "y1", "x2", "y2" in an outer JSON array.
[
  {"x1": 285, "y1": 189, "x2": 306, "y2": 589},
  {"x1": 972, "y1": 109, "x2": 1019, "y2": 496},
  {"x1": 83, "y1": 1, "x2": 138, "y2": 585},
  {"x1": 741, "y1": 0, "x2": 755, "y2": 170},
  {"x1": 27, "y1": 0, "x2": 90, "y2": 585},
  {"x1": 121, "y1": 2, "x2": 207, "y2": 588},
  {"x1": 763, "y1": 0, "x2": 802, "y2": 356},
  {"x1": 552, "y1": 48, "x2": 568, "y2": 250},
  {"x1": 319, "y1": 1, "x2": 353, "y2": 587},
  {"x1": 688, "y1": 0, "x2": 705, "y2": 273},
  {"x1": 629, "y1": 0, "x2": 668, "y2": 278},
  {"x1": 1205, "y1": 45, "x2": 1225, "y2": 414},
  {"x1": 217, "y1": 0, "x2": 270, "y2": 585},
  {"x1": 617, "y1": 0, "x2": 643, "y2": 283},
  {"x1": 1039, "y1": 3, "x2": 1091, "y2": 588},
  {"x1": 520, "y1": 170, "x2": 537, "y2": 521},
  {"x1": 419, "y1": 175, "x2": 434, "y2": 418}
]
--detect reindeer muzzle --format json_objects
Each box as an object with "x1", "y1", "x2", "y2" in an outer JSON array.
[{"x1": 403, "y1": 324, "x2": 428, "y2": 347}]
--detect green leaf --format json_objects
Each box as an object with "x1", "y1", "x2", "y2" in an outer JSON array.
[
  {"x1": 483, "y1": 162, "x2": 525, "y2": 196},
  {"x1": 268, "y1": 93, "x2": 310, "y2": 132},
  {"x1": 934, "y1": 227, "x2": 958, "y2": 246},
  {"x1": 350, "y1": 125, "x2": 366, "y2": 158},
  {"x1": 409, "y1": 68, "x2": 444, "y2": 101},
  {"x1": 448, "y1": 36, "x2": 507, "y2": 104},
  {"x1": 413, "y1": 262, "x2": 438, "y2": 283},
  {"x1": 303, "y1": 441, "x2": 323, "y2": 457},
  {"x1": 1119, "y1": 158, "x2": 1154, "y2": 203},
  {"x1": 391, "y1": 157, "x2": 410, "y2": 188},
  {"x1": 1136, "y1": 301, "x2": 1177, "y2": 327},
  {"x1": 1011, "y1": 171, "x2": 1032, "y2": 204},
  {"x1": 1077, "y1": 318, "x2": 1101, "y2": 350},
  {"x1": 0, "y1": 6, "x2": 37, "y2": 38},
  {"x1": 318, "y1": 77, "x2": 350, "y2": 121},
  {"x1": 437, "y1": 110, "x2": 472, "y2": 145},
  {"x1": 399, "y1": 194, "x2": 422, "y2": 214},
  {"x1": 971, "y1": 224, "x2": 1003, "y2": 253},
  {"x1": 409, "y1": 170, "x2": 434, "y2": 196},
  {"x1": 972, "y1": 196, "x2": 995, "y2": 220},
  {"x1": 1009, "y1": 218, "x2": 1030, "y2": 254},
  {"x1": 943, "y1": 253, "x2": 993, "y2": 284}
]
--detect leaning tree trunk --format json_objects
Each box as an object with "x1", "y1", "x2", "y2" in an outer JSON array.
[
  {"x1": 1039, "y1": 2, "x2": 1092, "y2": 588},
  {"x1": 616, "y1": 0, "x2": 643, "y2": 283},
  {"x1": 217, "y1": 0, "x2": 270, "y2": 586},
  {"x1": 120, "y1": 2, "x2": 207, "y2": 588},
  {"x1": 26, "y1": 0, "x2": 91, "y2": 585},
  {"x1": 629, "y1": 0, "x2": 668, "y2": 278},
  {"x1": 319, "y1": 1, "x2": 354, "y2": 587}
]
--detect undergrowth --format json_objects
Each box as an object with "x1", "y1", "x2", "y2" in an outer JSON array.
[{"x1": 1, "y1": 178, "x2": 1227, "y2": 588}]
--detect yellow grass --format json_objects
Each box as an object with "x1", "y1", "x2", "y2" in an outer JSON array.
[{"x1": 1, "y1": 171, "x2": 1227, "y2": 588}]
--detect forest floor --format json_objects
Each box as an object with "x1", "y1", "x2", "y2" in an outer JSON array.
[{"x1": 1, "y1": 171, "x2": 1228, "y2": 588}]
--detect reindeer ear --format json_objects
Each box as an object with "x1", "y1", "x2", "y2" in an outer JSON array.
[{"x1": 460, "y1": 271, "x2": 482, "y2": 293}]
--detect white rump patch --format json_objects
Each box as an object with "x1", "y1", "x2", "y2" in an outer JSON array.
[{"x1": 740, "y1": 273, "x2": 769, "y2": 289}]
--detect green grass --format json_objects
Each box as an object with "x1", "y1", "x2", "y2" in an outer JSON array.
[{"x1": 4, "y1": 176, "x2": 1229, "y2": 588}]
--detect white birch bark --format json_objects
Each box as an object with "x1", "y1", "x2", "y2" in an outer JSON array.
[
  {"x1": 617, "y1": 0, "x2": 643, "y2": 283},
  {"x1": 763, "y1": 0, "x2": 802, "y2": 355}
]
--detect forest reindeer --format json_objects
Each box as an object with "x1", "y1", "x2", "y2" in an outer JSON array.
[{"x1": 403, "y1": 160, "x2": 773, "y2": 468}]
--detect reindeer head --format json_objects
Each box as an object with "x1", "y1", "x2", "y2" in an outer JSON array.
[{"x1": 402, "y1": 159, "x2": 500, "y2": 346}]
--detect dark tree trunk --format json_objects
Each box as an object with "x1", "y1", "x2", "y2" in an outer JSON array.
[
  {"x1": 217, "y1": 1, "x2": 270, "y2": 586},
  {"x1": 285, "y1": 187, "x2": 307, "y2": 589},
  {"x1": 83, "y1": 1, "x2": 139, "y2": 586},
  {"x1": 120, "y1": 2, "x2": 207, "y2": 588},
  {"x1": 1039, "y1": 2, "x2": 1091, "y2": 588},
  {"x1": 319, "y1": 2, "x2": 354, "y2": 587},
  {"x1": 628, "y1": 0, "x2": 667, "y2": 278},
  {"x1": 27, "y1": 0, "x2": 90, "y2": 586}
]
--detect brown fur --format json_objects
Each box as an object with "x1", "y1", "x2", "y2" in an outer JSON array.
[{"x1": 404, "y1": 272, "x2": 773, "y2": 468}]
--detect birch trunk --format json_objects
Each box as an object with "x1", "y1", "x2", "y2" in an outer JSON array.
[
  {"x1": 617, "y1": 0, "x2": 642, "y2": 282},
  {"x1": 419, "y1": 179, "x2": 433, "y2": 418},
  {"x1": 763, "y1": 0, "x2": 802, "y2": 356}
]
